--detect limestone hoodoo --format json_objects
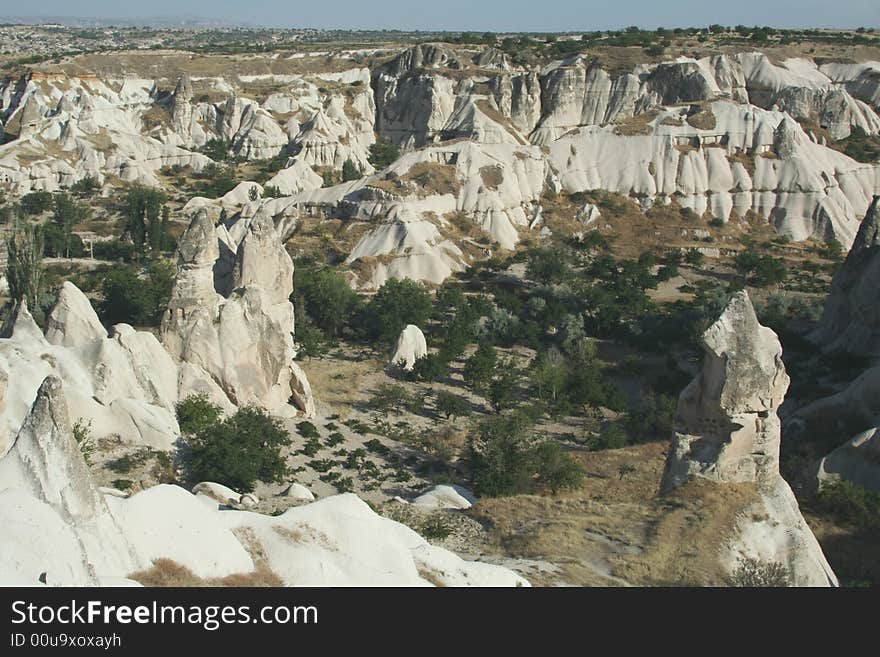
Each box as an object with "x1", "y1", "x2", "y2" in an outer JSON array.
[
  {"x1": 161, "y1": 208, "x2": 315, "y2": 417},
  {"x1": 661, "y1": 291, "x2": 837, "y2": 586}
]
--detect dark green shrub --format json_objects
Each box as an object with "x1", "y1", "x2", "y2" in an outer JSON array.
[
  {"x1": 296, "y1": 421, "x2": 320, "y2": 439},
  {"x1": 435, "y1": 391, "x2": 470, "y2": 420},
  {"x1": 590, "y1": 423, "x2": 629, "y2": 451},
  {"x1": 368, "y1": 138, "x2": 400, "y2": 169},
  {"x1": 176, "y1": 394, "x2": 223, "y2": 437},
  {"x1": 186, "y1": 406, "x2": 291, "y2": 492},
  {"x1": 99, "y1": 261, "x2": 174, "y2": 326},
  {"x1": 815, "y1": 480, "x2": 880, "y2": 529}
]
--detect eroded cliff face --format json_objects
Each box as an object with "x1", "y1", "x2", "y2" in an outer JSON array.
[
  {"x1": 1, "y1": 45, "x2": 879, "y2": 286},
  {"x1": 788, "y1": 197, "x2": 880, "y2": 493},
  {"x1": 812, "y1": 196, "x2": 880, "y2": 355},
  {"x1": 662, "y1": 291, "x2": 837, "y2": 587}
]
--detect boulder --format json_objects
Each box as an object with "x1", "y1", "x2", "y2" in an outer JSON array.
[
  {"x1": 240, "y1": 493, "x2": 259, "y2": 508},
  {"x1": 389, "y1": 325, "x2": 428, "y2": 371},
  {"x1": 281, "y1": 482, "x2": 315, "y2": 501},
  {"x1": 412, "y1": 484, "x2": 476, "y2": 510},
  {"x1": 192, "y1": 482, "x2": 242, "y2": 505}
]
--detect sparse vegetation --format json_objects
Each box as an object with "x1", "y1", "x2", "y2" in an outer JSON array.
[{"x1": 730, "y1": 557, "x2": 791, "y2": 587}]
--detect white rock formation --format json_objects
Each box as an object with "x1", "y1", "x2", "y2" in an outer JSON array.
[
  {"x1": 161, "y1": 208, "x2": 315, "y2": 417},
  {"x1": 44, "y1": 281, "x2": 107, "y2": 347},
  {"x1": 389, "y1": 324, "x2": 428, "y2": 371},
  {"x1": 0, "y1": 376, "x2": 141, "y2": 584},
  {"x1": 0, "y1": 377, "x2": 526, "y2": 587},
  {"x1": 282, "y1": 482, "x2": 315, "y2": 501},
  {"x1": 547, "y1": 102, "x2": 878, "y2": 247},
  {"x1": 412, "y1": 484, "x2": 476, "y2": 510},
  {"x1": 192, "y1": 481, "x2": 242, "y2": 505},
  {"x1": 662, "y1": 291, "x2": 837, "y2": 586},
  {"x1": 0, "y1": 291, "x2": 180, "y2": 455}
]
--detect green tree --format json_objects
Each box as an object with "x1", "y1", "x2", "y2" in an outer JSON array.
[
  {"x1": 468, "y1": 413, "x2": 534, "y2": 496},
  {"x1": 295, "y1": 324, "x2": 330, "y2": 360},
  {"x1": 463, "y1": 342, "x2": 497, "y2": 392},
  {"x1": 533, "y1": 441, "x2": 584, "y2": 494},
  {"x1": 99, "y1": 261, "x2": 174, "y2": 326},
  {"x1": 19, "y1": 190, "x2": 53, "y2": 215},
  {"x1": 488, "y1": 362, "x2": 520, "y2": 413},
  {"x1": 201, "y1": 138, "x2": 231, "y2": 162},
  {"x1": 410, "y1": 353, "x2": 448, "y2": 382},
  {"x1": 176, "y1": 394, "x2": 223, "y2": 437},
  {"x1": 363, "y1": 278, "x2": 432, "y2": 343},
  {"x1": 70, "y1": 176, "x2": 99, "y2": 195},
  {"x1": 52, "y1": 192, "x2": 90, "y2": 258},
  {"x1": 294, "y1": 267, "x2": 359, "y2": 336},
  {"x1": 6, "y1": 218, "x2": 44, "y2": 309},
  {"x1": 341, "y1": 158, "x2": 362, "y2": 182},
  {"x1": 526, "y1": 246, "x2": 571, "y2": 284},
  {"x1": 590, "y1": 423, "x2": 628, "y2": 450},
  {"x1": 186, "y1": 405, "x2": 291, "y2": 492},
  {"x1": 368, "y1": 138, "x2": 400, "y2": 169},
  {"x1": 370, "y1": 383, "x2": 414, "y2": 415},
  {"x1": 125, "y1": 185, "x2": 166, "y2": 253},
  {"x1": 531, "y1": 348, "x2": 567, "y2": 403},
  {"x1": 435, "y1": 390, "x2": 470, "y2": 421}
]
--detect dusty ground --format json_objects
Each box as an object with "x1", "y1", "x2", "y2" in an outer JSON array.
[{"x1": 462, "y1": 441, "x2": 757, "y2": 586}]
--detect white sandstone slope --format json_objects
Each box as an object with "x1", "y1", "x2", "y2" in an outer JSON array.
[
  {"x1": 548, "y1": 102, "x2": 878, "y2": 246},
  {"x1": 661, "y1": 291, "x2": 837, "y2": 587},
  {"x1": 0, "y1": 73, "x2": 210, "y2": 192},
  {"x1": 3, "y1": 47, "x2": 880, "y2": 288},
  {"x1": 0, "y1": 378, "x2": 526, "y2": 587},
  {"x1": 0, "y1": 376, "x2": 141, "y2": 585},
  {"x1": 161, "y1": 207, "x2": 315, "y2": 417},
  {"x1": 0, "y1": 64, "x2": 376, "y2": 193},
  {"x1": 0, "y1": 292, "x2": 180, "y2": 455}
]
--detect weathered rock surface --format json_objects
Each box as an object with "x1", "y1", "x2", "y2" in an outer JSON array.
[
  {"x1": 0, "y1": 293, "x2": 180, "y2": 455},
  {"x1": 2, "y1": 48, "x2": 879, "y2": 284},
  {"x1": 0, "y1": 379, "x2": 525, "y2": 587},
  {"x1": 192, "y1": 481, "x2": 242, "y2": 505},
  {"x1": 161, "y1": 208, "x2": 315, "y2": 416},
  {"x1": 662, "y1": 291, "x2": 837, "y2": 586},
  {"x1": 817, "y1": 427, "x2": 880, "y2": 492},
  {"x1": 663, "y1": 291, "x2": 789, "y2": 488},
  {"x1": 44, "y1": 281, "x2": 107, "y2": 347},
  {"x1": 811, "y1": 197, "x2": 880, "y2": 355},
  {"x1": 0, "y1": 376, "x2": 140, "y2": 584},
  {"x1": 281, "y1": 482, "x2": 315, "y2": 501},
  {"x1": 389, "y1": 325, "x2": 428, "y2": 371}
]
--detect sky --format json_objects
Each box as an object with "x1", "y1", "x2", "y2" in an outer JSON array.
[{"x1": 2, "y1": 0, "x2": 878, "y2": 32}]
